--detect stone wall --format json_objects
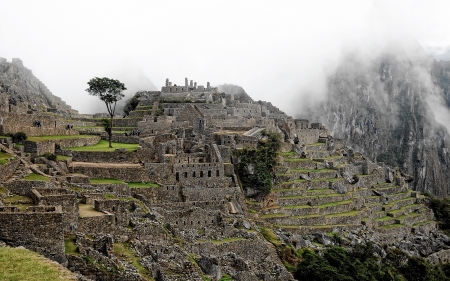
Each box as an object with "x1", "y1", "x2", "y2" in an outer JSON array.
[
  {"x1": 77, "y1": 213, "x2": 115, "y2": 236},
  {"x1": 4, "y1": 180, "x2": 55, "y2": 196},
  {"x1": 106, "y1": 135, "x2": 140, "y2": 144},
  {"x1": 174, "y1": 162, "x2": 226, "y2": 187},
  {"x1": 69, "y1": 148, "x2": 155, "y2": 163},
  {"x1": 131, "y1": 185, "x2": 181, "y2": 204},
  {"x1": 0, "y1": 208, "x2": 65, "y2": 261},
  {"x1": 72, "y1": 166, "x2": 149, "y2": 182},
  {"x1": 0, "y1": 159, "x2": 20, "y2": 182},
  {"x1": 30, "y1": 188, "x2": 78, "y2": 232},
  {"x1": 94, "y1": 199, "x2": 135, "y2": 227},
  {"x1": 182, "y1": 186, "x2": 241, "y2": 202},
  {"x1": 25, "y1": 136, "x2": 100, "y2": 155},
  {"x1": 145, "y1": 163, "x2": 175, "y2": 184}
]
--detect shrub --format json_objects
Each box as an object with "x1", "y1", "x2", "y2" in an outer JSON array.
[
  {"x1": 8, "y1": 132, "x2": 27, "y2": 143},
  {"x1": 42, "y1": 153, "x2": 57, "y2": 161}
]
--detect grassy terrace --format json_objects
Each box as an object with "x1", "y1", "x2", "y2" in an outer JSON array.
[
  {"x1": 79, "y1": 204, "x2": 105, "y2": 218},
  {"x1": 0, "y1": 151, "x2": 15, "y2": 165},
  {"x1": 260, "y1": 213, "x2": 286, "y2": 219},
  {"x1": 305, "y1": 142, "x2": 325, "y2": 147},
  {"x1": 128, "y1": 182, "x2": 159, "y2": 188},
  {"x1": 114, "y1": 242, "x2": 151, "y2": 280},
  {"x1": 90, "y1": 178, "x2": 125, "y2": 184},
  {"x1": 3, "y1": 195, "x2": 34, "y2": 211},
  {"x1": 68, "y1": 140, "x2": 139, "y2": 152},
  {"x1": 27, "y1": 135, "x2": 98, "y2": 142},
  {"x1": 0, "y1": 246, "x2": 77, "y2": 280},
  {"x1": 23, "y1": 173, "x2": 50, "y2": 181}
]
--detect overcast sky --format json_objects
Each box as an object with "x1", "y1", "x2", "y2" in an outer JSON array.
[{"x1": 1, "y1": 0, "x2": 450, "y2": 114}]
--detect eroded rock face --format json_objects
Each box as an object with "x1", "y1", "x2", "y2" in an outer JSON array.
[
  {"x1": 298, "y1": 47, "x2": 450, "y2": 197},
  {"x1": 0, "y1": 58, "x2": 77, "y2": 115}
]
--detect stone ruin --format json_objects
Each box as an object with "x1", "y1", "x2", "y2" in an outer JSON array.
[{"x1": 0, "y1": 76, "x2": 449, "y2": 280}]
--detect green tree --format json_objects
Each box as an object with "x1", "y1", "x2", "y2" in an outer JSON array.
[{"x1": 86, "y1": 77, "x2": 126, "y2": 148}]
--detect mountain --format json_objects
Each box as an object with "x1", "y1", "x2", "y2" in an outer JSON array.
[
  {"x1": 297, "y1": 45, "x2": 450, "y2": 197},
  {"x1": 0, "y1": 58, "x2": 77, "y2": 116}
]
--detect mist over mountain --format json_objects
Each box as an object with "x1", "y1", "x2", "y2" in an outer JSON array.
[{"x1": 296, "y1": 42, "x2": 450, "y2": 197}]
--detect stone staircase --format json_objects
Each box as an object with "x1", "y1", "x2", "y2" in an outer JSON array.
[{"x1": 255, "y1": 141, "x2": 436, "y2": 235}]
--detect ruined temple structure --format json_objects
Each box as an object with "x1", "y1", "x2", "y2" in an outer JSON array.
[{"x1": 1, "y1": 76, "x2": 450, "y2": 280}]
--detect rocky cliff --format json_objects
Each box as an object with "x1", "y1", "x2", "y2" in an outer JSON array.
[
  {"x1": 297, "y1": 45, "x2": 450, "y2": 197},
  {"x1": 0, "y1": 58, "x2": 77, "y2": 116}
]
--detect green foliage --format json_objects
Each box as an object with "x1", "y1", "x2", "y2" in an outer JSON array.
[
  {"x1": 8, "y1": 132, "x2": 27, "y2": 143},
  {"x1": 86, "y1": 77, "x2": 126, "y2": 148},
  {"x1": 234, "y1": 131, "x2": 282, "y2": 196},
  {"x1": 123, "y1": 92, "x2": 142, "y2": 117},
  {"x1": 42, "y1": 152, "x2": 57, "y2": 161},
  {"x1": 426, "y1": 196, "x2": 450, "y2": 234},
  {"x1": 101, "y1": 118, "x2": 112, "y2": 135},
  {"x1": 295, "y1": 244, "x2": 450, "y2": 281}
]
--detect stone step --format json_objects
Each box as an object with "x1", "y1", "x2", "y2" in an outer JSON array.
[
  {"x1": 278, "y1": 192, "x2": 353, "y2": 207},
  {"x1": 386, "y1": 204, "x2": 421, "y2": 218},
  {"x1": 325, "y1": 210, "x2": 362, "y2": 225},
  {"x1": 372, "y1": 184, "x2": 403, "y2": 195},
  {"x1": 308, "y1": 150, "x2": 332, "y2": 158},
  {"x1": 375, "y1": 216, "x2": 397, "y2": 227},
  {"x1": 387, "y1": 192, "x2": 412, "y2": 202},
  {"x1": 284, "y1": 159, "x2": 317, "y2": 170},
  {"x1": 382, "y1": 198, "x2": 417, "y2": 212},
  {"x1": 365, "y1": 195, "x2": 382, "y2": 204},
  {"x1": 266, "y1": 214, "x2": 326, "y2": 225},
  {"x1": 272, "y1": 187, "x2": 306, "y2": 197},
  {"x1": 285, "y1": 199, "x2": 356, "y2": 216}
]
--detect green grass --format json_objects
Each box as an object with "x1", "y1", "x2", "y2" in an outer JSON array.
[
  {"x1": 56, "y1": 154, "x2": 70, "y2": 161},
  {"x1": 0, "y1": 246, "x2": 77, "y2": 280},
  {"x1": 90, "y1": 178, "x2": 125, "y2": 184},
  {"x1": 64, "y1": 235, "x2": 80, "y2": 256},
  {"x1": 219, "y1": 273, "x2": 233, "y2": 281},
  {"x1": 260, "y1": 227, "x2": 282, "y2": 247},
  {"x1": 376, "y1": 216, "x2": 395, "y2": 222},
  {"x1": 128, "y1": 182, "x2": 160, "y2": 188},
  {"x1": 305, "y1": 142, "x2": 325, "y2": 147},
  {"x1": 0, "y1": 186, "x2": 7, "y2": 195},
  {"x1": 280, "y1": 151, "x2": 297, "y2": 157},
  {"x1": 27, "y1": 135, "x2": 98, "y2": 142},
  {"x1": 68, "y1": 140, "x2": 139, "y2": 152},
  {"x1": 325, "y1": 210, "x2": 360, "y2": 218},
  {"x1": 114, "y1": 242, "x2": 152, "y2": 280},
  {"x1": 3, "y1": 195, "x2": 34, "y2": 211},
  {"x1": 0, "y1": 151, "x2": 15, "y2": 165},
  {"x1": 23, "y1": 173, "x2": 50, "y2": 181}
]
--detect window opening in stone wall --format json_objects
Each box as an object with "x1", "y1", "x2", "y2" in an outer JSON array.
[
  {"x1": 208, "y1": 170, "x2": 211, "y2": 177},
  {"x1": 184, "y1": 172, "x2": 188, "y2": 178},
  {"x1": 193, "y1": 171, "x2": 196, "y2": 177},
  {"x1": 216, "y1": 170, "x2": 219, "y2": 177},
  {"x1": 200, "y1": 171, "x2": 203, "y2": 177}
]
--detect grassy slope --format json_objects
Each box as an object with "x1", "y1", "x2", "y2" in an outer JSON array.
[
  {"x1": 0, "y1": 246, "x2": 77, "y2": 280},
  {"x1": 68, "y1": 140, "x2": 138, "y2": 152}
]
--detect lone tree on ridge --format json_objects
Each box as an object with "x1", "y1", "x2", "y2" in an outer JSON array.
[{"x1": 86, "y1": 77, "x2": 126, "y2": 148}]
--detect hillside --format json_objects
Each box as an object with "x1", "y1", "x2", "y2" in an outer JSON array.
[
  {"x1": 297, "y1": 46, "x2": 450, "y2": 197},
  {"x1": 0, "y1": 58, "x2": 77, "y2": 116}
]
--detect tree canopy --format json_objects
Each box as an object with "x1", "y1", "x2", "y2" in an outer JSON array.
[{"x1": 86, "y1": 77, "x2": 126, "y2": 148}]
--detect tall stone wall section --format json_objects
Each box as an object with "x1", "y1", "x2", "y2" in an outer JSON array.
[{"x1": 0, "y1": 208, "x2": 65, "y2": 261}]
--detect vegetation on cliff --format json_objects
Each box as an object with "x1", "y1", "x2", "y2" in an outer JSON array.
[
  {"x1": 234, "y1": 131, "x2": 282, "y2": 196},
  {"x1": 295, "y1": 243, "x2": 450, "y2": 281}
]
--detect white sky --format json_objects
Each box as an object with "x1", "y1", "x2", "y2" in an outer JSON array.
[{"x1": 1, "y1": 0, "x2": 450, "y2": 114}]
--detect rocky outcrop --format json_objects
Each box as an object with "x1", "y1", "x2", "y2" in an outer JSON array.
[
  {"x1": 0, "y1": 58, "x2": 77, "y2": 116},
  {"x1": 298, "y1": 46, "x2": 450, "y2": 197}
]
